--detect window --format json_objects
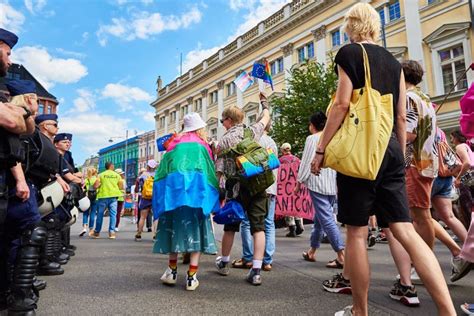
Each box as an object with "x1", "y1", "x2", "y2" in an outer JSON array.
[
  {"x1": 247, "y1": 114, "x2": 257, "y2": 125},
  {"x1": 439, "y1": 45, "x2": 468, "y2": 93},
  {"x1": 210, "y1": 128, "x2": 217, "y2": 139},
  {"x1": 379, "y1": 8, "x2": 386, "y2": 25},
  {"x1": 297, "y1": 47, "x2": 305, "y2": 63},
  {"x1": 343, "y1": 32, "x2": 349, "y2": 43},
  {"x1": 270, "y1": 58, "x2": 284, "y2": 75},
  {"x1": 210, "y1": 91, "x2": 218, "y2": 104},
  {"x1": 159, "y1": 116, "x2": 165, "y2": 128},
  {"x1": 226, "y1": 82, "x2": 236, "y2": 97},
  {"x1": 170, "y1": 111, "x2": 176, "y2": 123},
  {"x1": 388, "y1": 1, "x2": 400, "y2": 21},
  {"x1": 307, "y1": 42, "x2": 314, "y2": 59},
  {"x1": 140, "y1": 148, "x2": 143, "y2": 158},
  {"x1": 194, "y1": 98, "x2": 202, "y2": 112},
  {"x1": 38, "y1": 103, "x2": 44, "y2": 114},
  {"x1": 331, "y1": 30, "x2": 341, "y2": 47},
  {"x1": 47, "y1": 105, "x2": 51, "y2": 113}
]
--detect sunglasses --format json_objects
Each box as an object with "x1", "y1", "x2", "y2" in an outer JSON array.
[
  {"x1": 46, "y1": 123, "x2": 58, "y2": 128},
  {"x1": 220, "y1": 117, "x2": 228, "y2": 124}
]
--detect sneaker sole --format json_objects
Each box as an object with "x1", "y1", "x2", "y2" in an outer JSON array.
[
  {"x1": 186, "y1": 281, "x2": 199, "y2": 291},
  {"x1": 450, "y1": 262, "x2": 473, "y2": 282},
  {"x1": 389, "y1": 294, "x2": 420, "y2": 306},
  {"x1": 323, "y1": 285, "x2": 352, "y2": 294},
  {"x1": 161, "y1": 279, "x2": 177, "y2": 285}
]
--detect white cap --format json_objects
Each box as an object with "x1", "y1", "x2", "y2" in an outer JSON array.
[
  {"x1": 147, "y1": 159, "x2": 158, "y2": 169},
  {"x1": 115, "y1": 168, "x2": 124, "y2": 175},
  {"x1": 182, "y1": 112, "x2": 207, "y2": 133}
]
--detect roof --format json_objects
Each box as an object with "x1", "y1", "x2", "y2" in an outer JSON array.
[
  {"x1": 0, "y1": 63, "x2": 57, "y2": 100},
  {"x1": 98, "y1": 135, "x2": 140, "y2": 155}
]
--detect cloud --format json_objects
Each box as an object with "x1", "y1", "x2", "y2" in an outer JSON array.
[
  {"x1": 24, "y1": 0, "x2": 46, "y2": 14},
  {"x1": 12, "y1": 46, "x2": 88, "y2": 89},
  {"x1": 178, "y1": 1, "x2": 289, "y2": 76},
  {"x1": 101, "y1": 83, "x2": 153, "y2": 111},
  {"x1": 96, "y1": 6, "x2": 202, "y2": 46},
  {"x1": 0, "y1": 2, "x2": 25, "y2": 33},
  {"x1": 60, "y1": 112, "x2": 131, "y2": 157},
  {"x1": 136, "y1": 110, "x2": 155, "y2": 122},
  {"x1": 180, "y1": 43, "x2": 220, "y2": 74},
  {"x1": 72, "y1": 88, "x2": 96, "y2": 112},
  {"x1": 56, "y1": 48, "x2": 86, "y2": 59}
]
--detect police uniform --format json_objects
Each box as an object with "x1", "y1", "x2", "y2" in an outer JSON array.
[{"x1": 0, "y1": 79, "x2": 50, "y2": 315}]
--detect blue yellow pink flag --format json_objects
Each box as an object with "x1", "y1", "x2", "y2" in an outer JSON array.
[{"x1": 233, "y1": 71, "x2": 254, "y2": 92}]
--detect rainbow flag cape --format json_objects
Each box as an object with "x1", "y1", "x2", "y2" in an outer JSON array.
[
  {"x1": 152, "y1": 134, "x2": 220, "y2": 218},
  {"x1": 251, "y1": 60, "x2": 273, "y2": 90}
]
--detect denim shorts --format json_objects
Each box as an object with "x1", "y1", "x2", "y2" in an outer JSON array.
[{"x1": 431, "y1": 176, "x2": 453, "y2": 199}]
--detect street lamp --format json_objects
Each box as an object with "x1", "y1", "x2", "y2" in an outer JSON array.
[{"x1": 108, "y1": 130, "x2": 129, "y2": 189}]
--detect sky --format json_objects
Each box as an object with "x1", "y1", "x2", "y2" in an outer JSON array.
[{"x1": 0, "y1": 0, "x2": 291, "y2": 165}]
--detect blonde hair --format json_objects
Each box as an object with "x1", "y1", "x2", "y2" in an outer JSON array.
[
  {"x1": 222, "y1": 105, "x2": 244, "y2": 124},
  {"x1": 10, "y1": 93, "x2": 37, "y2": 107},
  {"x1": 343, "y1": 3, "x2": 380, "y2": 43},
  {"x1": 195, "y1": 127, "x2": 208, "y2": 141},
  {"x1": 87, "y1": 167, "x2": 98, "y2": 178}
]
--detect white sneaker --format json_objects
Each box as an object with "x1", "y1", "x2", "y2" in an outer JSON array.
[
  {"x1": 451, "y1": 256, "x2": 472, "y2": 282},
  {"x1": 334, "y1": 305, "x2": 353, "y2": 316},
  {"x1": 160, "y1": 267, "x2": 177, "y2": 285},
  {"x1": 186, "y1": 273, "x2": 199, "y2": 291},
  {"x1": 115, "y1": 227, "x2": 120, "y2": 232},
  {"x1": 396, "y1": 267, "x2": 422, "y2": 285}
]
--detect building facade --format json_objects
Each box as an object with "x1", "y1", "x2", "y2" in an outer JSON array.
[
  {"x1": 98, "y1": 136, "x2": 139, "y2": 189},
  {"x1": 150, "y1": 0, "x2": 473, "y2": 141},
  {"x1": 138, "y1": 130, "x2": 157, "y2": 170},
  {"x1": 0, "y1": 63, "x2": 59, "y2": 114}
]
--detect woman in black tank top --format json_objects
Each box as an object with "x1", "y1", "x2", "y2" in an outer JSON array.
[{"x1": 310, "y1": 3, "x2": 455, "y2": 316}]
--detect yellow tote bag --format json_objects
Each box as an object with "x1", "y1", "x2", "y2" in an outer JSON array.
[{"x1": 323, "y1": 44, "x2": 393, "y2": 180}]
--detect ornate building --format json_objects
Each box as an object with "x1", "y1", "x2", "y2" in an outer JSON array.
[
  {"x1": 0, "y1": 63, "x2": 59, "y2": 114},
  {"x1": 151, "y1": 0, "x2": 473, "y2": 141},
  {"x1": 138, "y1": 130, "x2": 157, "y2": 170}
]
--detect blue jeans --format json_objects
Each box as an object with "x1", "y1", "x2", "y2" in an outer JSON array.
[
  {"x1": 95, "y1": 197, "x2": 117, "y2": 233},
  {"x1": 309, "y1": 190, "x2": 344, "y2": 252},
  {"x1": 241, "y1": 195, "x2": 276, "y2": 265},
  {"x1": 83, "y1": 200, "x2": 98, "y2": 227}
]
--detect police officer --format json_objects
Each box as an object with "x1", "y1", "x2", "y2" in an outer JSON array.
[{"x1": 0, "y1": 29, "x2": 41, "y2": 315}]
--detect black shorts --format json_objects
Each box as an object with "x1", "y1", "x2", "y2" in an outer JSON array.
[
  {"x1": 336, "y1": 137, "x2": 411, "y2": 228},
  {"x1": 223, "y1": 188, "x2": 268, "y2": 234}
]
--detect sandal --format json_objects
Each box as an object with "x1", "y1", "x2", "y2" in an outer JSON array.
[
  {"x1": 302, "y1": 252, "x2": 316, "y2": 262},
  {"x1": 231, "y1": 258, "x2": 252, "y2": 269},
  {"x1": 326, "y1": 258, "x2": 344, "y2": 269}
]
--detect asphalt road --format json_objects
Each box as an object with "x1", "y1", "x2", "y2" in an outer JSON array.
[{"x1": 36, "y1": 216, "x2": 473, "y2": 316}]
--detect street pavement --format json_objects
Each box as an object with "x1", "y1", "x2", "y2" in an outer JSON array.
[{"x1": 37, "y1": 216, "x2": 473, "y2": 315}]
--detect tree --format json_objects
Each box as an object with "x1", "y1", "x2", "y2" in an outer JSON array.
[{"x1": 271, "y1": 60, "x2": 338, "y2": 156}]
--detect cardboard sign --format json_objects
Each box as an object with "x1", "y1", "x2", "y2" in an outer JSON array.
[{"x1": 275, "y1": 159, "x2": 314, "y2": 220}]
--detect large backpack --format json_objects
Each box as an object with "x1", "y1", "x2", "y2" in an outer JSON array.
[{"x1": 141, "y1": 175, "x2": 154, "y2": 199}]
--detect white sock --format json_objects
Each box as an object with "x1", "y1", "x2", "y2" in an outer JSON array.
[
  {"x1": 252, "y1": 260, "x2": 262, "y2": 269},
  {"x1": 221, "y1": 256, "x2": 230, "y2": 263}
]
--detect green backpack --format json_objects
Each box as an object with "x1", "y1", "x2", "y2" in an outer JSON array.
[{"x1": 220, "y1": 128, "x2": 274, "y2": 196}]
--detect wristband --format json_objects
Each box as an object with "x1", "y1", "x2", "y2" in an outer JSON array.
[{"x1": 21, "y1": 106, "x2": 32, "y2": 120}]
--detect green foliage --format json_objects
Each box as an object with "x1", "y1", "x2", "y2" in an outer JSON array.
[{"x1": 271, "y1": 59, "x2": 338, "y2": 155}]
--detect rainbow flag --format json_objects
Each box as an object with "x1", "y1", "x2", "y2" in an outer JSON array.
[
  {"x1": 252, "y1": 60, "x2": 273, "y2": 90},
  {"x1": 152, "y1": 134, "x2": 220, "y2": 218},
  {"x1": 236, "y1": 148, "x2": 280, "y2": 178}
]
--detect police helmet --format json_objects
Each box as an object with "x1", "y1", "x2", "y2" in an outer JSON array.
[
  {"x1": 77, "y1": 196, "x2": 90, "y2": 212},
  {"x1": 65, "y1": 206, "x2": 79, "y2": 226},
  {"x1": 38, "y1": 181, "x2": 65, "y2": 217}
]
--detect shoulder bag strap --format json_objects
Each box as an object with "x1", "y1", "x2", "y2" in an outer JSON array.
[{"x1": 358, "y1": 43, "x2": 372, "y2": 90}]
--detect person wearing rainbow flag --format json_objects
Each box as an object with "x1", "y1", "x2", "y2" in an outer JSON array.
[{"x1": 152, "y1": 112, "x2": 219, "y2": 291}]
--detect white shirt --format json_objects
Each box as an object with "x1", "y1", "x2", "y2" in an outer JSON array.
[
  {"x1": 297, "y1": 132, "x2": 337, "y2": 195},
  {"x1": 258, "y1": 133, "x2": 278, "y2": 196}
]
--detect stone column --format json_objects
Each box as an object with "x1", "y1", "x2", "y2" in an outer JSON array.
[
  {"x1": 403, "y1": 1, "x2": 426, "y2": 91},
  {"x1": 312, "y1": 25, "x2": 327, "y2": 65},
  {"x1": 187, "y1": 96, "x2": 193, "y2": 114},
  {"x1": 201, "y1": 89, "x2": 208, "y2": 122},
  {"x1": 235, "y1": 70, "x2": 244, "y2": 108},
  {"x1": 164, "y1": 109, "x2": 169, "y2": 134},
  {"x1": 281, "y1": 43, "x2": 294, "y2": 82},
  {"x1": 217, "y1": 80, "x2": 225, "y2": 139},
  {"x1": 174, "y1": 104, "x2": 180, "y2": 132}
]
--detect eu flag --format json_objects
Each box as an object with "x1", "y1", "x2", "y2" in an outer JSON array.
[{"x1": 252, "y1": 61, "x2": 273, "y2": 90}]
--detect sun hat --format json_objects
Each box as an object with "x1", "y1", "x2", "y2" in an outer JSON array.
[
  {"x1": 281, "y1": 143, "x2": 291, "y2": 151},
  {"x1": 147, "y1": 159, "x2": 158, "y2": 169},
  {"x1": 182, "y1": 112, "x2": 207, "y2": 133},
  {"x1": 115, "y1": 168, "x2": 124, "y2": 175}
]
